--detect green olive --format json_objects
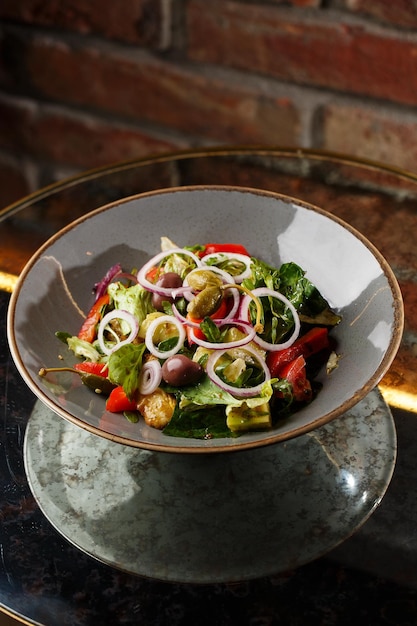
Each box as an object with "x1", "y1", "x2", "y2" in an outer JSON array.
[
  {"x1": 187, "y1": 286, "x2": 223, "y2": 318},
  {"x1": 187, "y1": 270, "x2": 222, "y2": 291}
]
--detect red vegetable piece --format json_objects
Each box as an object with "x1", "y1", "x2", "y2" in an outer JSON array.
[
  {"x1": 74, "y1": 362, "x2": 109, "y2": 378},
  {"x1": 146, "y1": 266, "x2": 162, "y2": 283},
  {"x1": 78, "y1": 294, "x2": 110, "y2": 343},
  {"x1": 186, "y1": 296, "x2": 232, "y2": 344},
  {"x1": 267, "y1": 327, "x2": 329, "y2": 378},
  {"x1": 278, "y1": 355, "x2": 312, "y2": 403},
  {"x1": 199, "y1": 243, "x2": 250, "y2": 258},
  {"x1": 106, "y1": 386, "x2": 137, "y2": 413}
]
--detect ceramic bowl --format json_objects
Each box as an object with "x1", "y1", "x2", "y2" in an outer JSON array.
[{"x1": 8, "y1": 186, "x2": 403, "y2": 453}]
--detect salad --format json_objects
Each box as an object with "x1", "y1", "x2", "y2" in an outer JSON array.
[{"x1": 40, "y1": 237, "x2": 341, "y2": 439}]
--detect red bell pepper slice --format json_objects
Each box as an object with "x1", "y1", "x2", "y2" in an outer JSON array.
[
  {"x1": 278, "y1": 355, "x2": 312, "y2": 403},
  {"x1": 78, "y1": 294, "x2": 110, "y2": 343},
  {"x1": 106, "y1": 386, "x2": 137, "y2": 413},
  {"x1": 267, "y1": 327, "x2": 330, "y2": 378},
  {"x1": 74, "y1": 361, "x2": 109, "y2": 378},
  {"x1": 199, "y1": 243, "x2": 250, "y2": 258}
]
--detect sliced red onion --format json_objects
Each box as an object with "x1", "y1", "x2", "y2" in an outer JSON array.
[
  {"x1": 139, "y1": 360, "x2": 162, "y2": 395},
  {"x1": 137, "y1": 248, "x2": 202, "y2": 296},
  {"x1": 202, "y1": 252, "x2": 252, "y2": 283},
  {"x1": 206, "y1": 343, "x2": 271, "y2": 398},
  {"x1": 188, "y1": 320, "x2": 257, "y2": 350},
  {"x1": 94, "y1": 263, "x2": 122, "y2": 301},
  {"x1": 97, "y1": 309, "x2": 139, "y2": 356},
  {"x1": 240, "y1": 287, "x2": 300, "y2": 351},
  {"x1": 112, "y1": 272, "x2": 139, "y2": 285},
  {"x1": 182, "y1": 266, "x2": 235, "y2": 302},
  {"x1": 145, "y1": 314, "x2": 186, "y2": 359}
]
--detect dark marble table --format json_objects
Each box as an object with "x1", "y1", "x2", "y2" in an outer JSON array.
[{"x1": 2, "y1": 147, "x2": 417, "y2": 625}]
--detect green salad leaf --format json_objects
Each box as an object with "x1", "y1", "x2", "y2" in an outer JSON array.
[
  {"x1": 66, "y1": 336, "x2": 102, "y2": 362},
  {"x1": 107, "y1": 282, "x2": 155, "y2": 333},
  {"x1": 178, "y1": 375, "x2": 241, "y2": 410},
  {"x1": 243, "y1": 259, "x2": 341, "y2": 338},
  {"x1": 107, "y1": 343, "x2": 147, "y2": 399},
  {"x1": 163, "y1": 402, "x2": 232, "y2": 439}
]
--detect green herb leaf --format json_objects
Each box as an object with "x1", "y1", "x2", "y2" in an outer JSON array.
[
  {"x1": 199, "y1": 317, "x2": 228, "y2": 343},
  {"x1": 163, "y1": 402, "x2": 233, "y2": 439}
]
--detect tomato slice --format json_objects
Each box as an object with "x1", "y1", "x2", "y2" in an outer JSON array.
[
  {"x1": 78, "y1": 294, "x2": 110, "y2": 343},
  {"x1": 106, "y1": 386, "x2": 137, "y2": 413},
  {"x1": 199, "y1": 243, "x2": 250, "y2": 258}
]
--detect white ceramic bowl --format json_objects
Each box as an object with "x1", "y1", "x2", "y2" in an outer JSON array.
[{"x1": 8, "y1": 186, "x2": 403, "y2": 453}]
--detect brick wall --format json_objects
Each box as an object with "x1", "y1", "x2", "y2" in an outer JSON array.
[{"x1": 1, "y1": 0, "x2": 417, "y2": 208}]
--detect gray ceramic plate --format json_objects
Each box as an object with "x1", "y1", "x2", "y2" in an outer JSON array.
[
  {"x1": 24, "y1": 389, "x2": 396, "y2": 583},
  {"x1": 8, "y1": 186, "x2": 403, "y2": 453}
]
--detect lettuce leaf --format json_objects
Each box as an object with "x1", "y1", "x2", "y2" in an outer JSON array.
[
  {"x1": 107, "y1": 282, "x2": 155, "y2": 333},
  {"x1": 107, "y1": 343, "x2": 147, "y2": 399}
]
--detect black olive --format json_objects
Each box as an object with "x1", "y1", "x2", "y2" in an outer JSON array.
[
  {"x1": 152, "y1": 272, "x2": 183, "y2": 311},
  {"x1": 161, "y1": 354, "x2": 203, "y2": 387}
]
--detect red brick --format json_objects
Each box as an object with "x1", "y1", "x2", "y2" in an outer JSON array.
[
  {"x1": 0, "y1": 96, "x2": 36, "y2": 154},
  {"x1": 0, "y1": 95, "x2": 186, "y2": 169},
  {"x1": 186, "y1": 0, "x2": 417, "y2": 107},
  {"x1": 0, "y1": 0, "x2": 167, "y2": 48},
  {"x1": 0, "y1": 156, "x2": 31, "y2": 209},
  {"x1": 2, "y1": 33, "x2": 301, "y2": 145},
  {"x1": 341, "y1": 0, "x2": 417, "y2": 29},
  {"x1": 398, "y1": 280, "x2": 417, "y2": 334},
  {"x1": 320, "y1": 103, "x2": 417, "y2": 174},
  {"x1": 270, "y1": 0, "x2": 321, "y2": 5}
]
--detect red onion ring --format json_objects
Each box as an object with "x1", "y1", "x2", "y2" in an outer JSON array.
[
  {"x1": 137, "y1": 248, "x2": 202, "y2": 296},
  {"x1": 138, "y1": 360, "x2": 163, "y2": 395},
  {"x1": 145, "y1": 314, "x2": 186, "y2": 359},
  {"x1": 188, "y1": 320, "x2": 257, "y2": 350},
  {"x1": 240, "y1": 287, "x2": 300, "y2": 351},
  {"x1": 206, "y1": 343, "x2": 271, "y2": 398},
  {"x1": 111, "y1": 272, "x2": 138, "y2": 286},
  {"x1": 97, "y1": 309, "x2": 139, "y2": 356}
]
